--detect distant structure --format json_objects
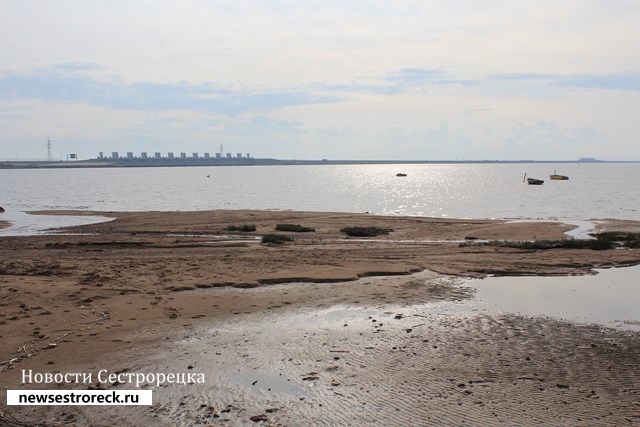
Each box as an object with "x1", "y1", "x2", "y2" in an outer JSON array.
[
  {"x1": 97, "y1": 148, "x2": 251, "y2": 161},
  {"x1": 46, "y1": 137, "x2": 52, "y2": 161},
  {"x1": 93, "y1": 148, "x2": 254, "y2": 166}
]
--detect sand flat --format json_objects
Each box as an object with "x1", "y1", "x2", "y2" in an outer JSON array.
[{"x1": 1, "y1": 210, "x2": 639, "y2": 426}]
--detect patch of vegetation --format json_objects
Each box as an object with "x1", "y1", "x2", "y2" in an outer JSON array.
[
  {"x1": 460, "y1": 232, "x2": 640, "y2": 251},
  {"x1": 480, "y1": 239, "x2": 613, "y2": 251},
  {"x1": 261, "y1": 234, "x2": 293, "y2": 244},
  {"x1": 590, "y1": 231, "x2": 640, "y2": 248},
  {"x1": 625, "y1": 239, "x2": 640, "y2": 249},
  {"x1": 275, "y1": 223, "x2": 315, "y2": 232},
  {"x1": 226, "y1": 224, "x2": 256, "y2": 232},
  {"x1": 340, "y1": 226, "x2": 393, "y2": 237}
]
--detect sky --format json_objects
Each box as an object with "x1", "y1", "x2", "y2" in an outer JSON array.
[{"x1": 1, "y1": 1, "x2": 639, "y2": 161}]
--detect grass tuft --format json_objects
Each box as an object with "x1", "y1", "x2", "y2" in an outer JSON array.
[
  {"x1": 340, "y1": 226, "x2": 393, "y2": 237},
  {"x1": 226, "y1": 224, "x2": 256, "y2": 232},
  {"x1": 261, "y1": 234, "x2": 293, "y2": 244},
  {"x1": 275, "y1": 223, "x2": 315, "y2": 232}
]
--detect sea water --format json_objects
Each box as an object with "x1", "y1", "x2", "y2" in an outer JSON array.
[{"x1": 1, "y1": 162, "x2": 638, "y2": 222}]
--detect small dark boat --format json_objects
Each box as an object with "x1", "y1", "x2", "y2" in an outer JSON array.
[
  {"x1": 396, "y1": 173, "x2": 407, "y2": 177},
  {"x1": 527, "y1": 177, "x2": 544, "y2": 185},
  {"x1": 524, "y1": 173, "x2": 544, "y2": 185}
]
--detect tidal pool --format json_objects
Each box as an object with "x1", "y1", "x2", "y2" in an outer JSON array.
[{"x1": 472, "y1": 264, "x2": 640, "y2": 331}]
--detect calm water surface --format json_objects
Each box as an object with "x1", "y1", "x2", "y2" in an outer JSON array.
[
  {"x1": 472, "y1": 265, "x2": 640, "y2": 331},
  {"x1": 1, "y1": 163, "x2": 638, "y2": 220}
]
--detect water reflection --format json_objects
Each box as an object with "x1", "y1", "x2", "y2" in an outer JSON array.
[{"x1": 472, "y1": 265, "x2": 640, "y2": 331}]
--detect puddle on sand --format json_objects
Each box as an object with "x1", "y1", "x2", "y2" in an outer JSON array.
[
  {"x1": 471, "y1": 264, "x2": 640, "y2": 331},
  {"x1": 223, "y1": 370, "x2": 312, "y2": 398},
  {"x1": 0, "y1": 210, "x2": 113, "y2": 236},
  {"x1": 304, "y1": 306, "x2": 379, "y2": 325}
]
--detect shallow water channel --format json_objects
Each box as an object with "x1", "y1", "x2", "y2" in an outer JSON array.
[{"x1": 0, "y1": 210, "x2": 112, "y2": 235}]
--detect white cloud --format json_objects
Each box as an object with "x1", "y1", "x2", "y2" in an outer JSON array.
[{"x1": 1, "y1": 0, "x2": 639, "y2": 160}]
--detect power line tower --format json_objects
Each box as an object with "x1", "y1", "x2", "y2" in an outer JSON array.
[{"x1": 47, "y1": 137, "x2": 52, "y2": 161}]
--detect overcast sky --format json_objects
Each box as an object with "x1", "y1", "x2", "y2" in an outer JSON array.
[{"x1": 1, "y1": 0, "x2": 639, "y2": 161}]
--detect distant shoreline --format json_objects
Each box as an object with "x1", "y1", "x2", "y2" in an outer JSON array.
[{"x1": 1, "y1": 157, "x2": 636, "y2": 169}]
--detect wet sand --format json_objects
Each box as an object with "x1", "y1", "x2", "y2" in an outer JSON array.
[{"x1": 1, "y1": 210, "x2": 639, "y2": 426}]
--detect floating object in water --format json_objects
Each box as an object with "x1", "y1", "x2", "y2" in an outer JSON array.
[
  {"x1": 527, "y1": 177, "x2": 544, "y2": 185},
  {"x1": 550, "y1": 170, "x2": 569, "y2": 180},
  {"x1": 523, "y1": 173, "x2": 543, "y2": 185}
]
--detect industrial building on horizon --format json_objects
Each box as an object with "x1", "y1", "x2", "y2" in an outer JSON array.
[{"x1": 97, "y1": 151, "x2": 252, "y2": 161}]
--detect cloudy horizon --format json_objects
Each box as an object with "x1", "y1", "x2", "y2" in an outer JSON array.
[{"x1": 1, "y1": 1, "x2": 639, "y2": 161}]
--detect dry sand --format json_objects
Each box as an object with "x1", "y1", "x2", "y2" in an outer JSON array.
[{"x1": 1, "y1": 210, "x2": 639, "y2": 426}]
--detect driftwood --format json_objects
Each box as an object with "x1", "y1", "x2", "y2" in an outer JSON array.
[
  {"x1": 0, "y1": 313, "x2": 110, "y2": 372},
  {"x1": 0, "y1": 345, "x2": 38, "y2": 373}
]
